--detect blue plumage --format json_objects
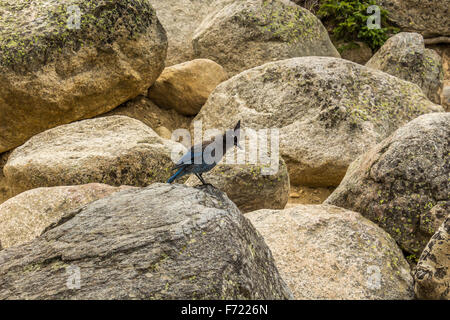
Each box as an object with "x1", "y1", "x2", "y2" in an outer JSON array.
[{"x1": 167, "y1": 121, "x2": 241, "y2": 185}]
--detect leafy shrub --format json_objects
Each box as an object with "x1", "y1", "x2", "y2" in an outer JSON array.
[{"x1": 317, "y1": 0, "x2": 398, "y2": 50}]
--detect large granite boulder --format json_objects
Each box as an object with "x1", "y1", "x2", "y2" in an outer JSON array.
[
  {"x1": 148, "y1": 59, "x2": 228, "y2": 116},
  {"x1": 3, "y1": 116, "x2": 185, "y2": 197},
  {"x1": 0, "y1": 151, "x2": 11, "y2": 204},
  {"x1": 376, "y1": 0, "x2": 450, "y2": 39},
  {"x1": 366, "y1": 33, "x2": 444, "y2": 104},
  {"x1": 194, "y1": 57, "x2": 443, "y2": 187},
  {"x1": 0, "y1": 184, "x2": 133, "y2": 249},
  {"x1": 192, "y1": 0, "x2": 340, "y2": 76},
  {"x1": 246, "y1": 205, "x2": 414, "y2": 299},
  {"x1": 326, "y1": 113, "x2": 450, "y2": 256},
  {"x1": 414, "y1": 217, "x2": 450, "y2": 300},
  {"x1": 0, "y1": 184, "x2": 293, "y2": 299},
  {"x1": 0, "y1": 0, "x2": 168, "y2": 153}
]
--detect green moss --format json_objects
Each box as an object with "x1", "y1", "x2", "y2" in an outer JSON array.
[{"x1": 0, "y1": 0, "x2": 156, "y2": 72}]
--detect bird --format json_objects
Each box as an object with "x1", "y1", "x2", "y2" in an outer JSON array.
[{"x1": 167, "y1": 120, "x2": 242, "y2": 185}]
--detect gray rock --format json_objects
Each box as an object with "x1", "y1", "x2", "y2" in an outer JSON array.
[
  {"x1": 194, "y1": 56, "x2": 443, "y2": 187},
  {"x1": 0, "y1": 183, "x2": 293, "y2": 300},
  {"x1": 326, "y1": 113, "x2": 450, "y2": 255},
  {"x1": 0, "y1": 0, "x2": 168, "y2": 153},
  {"x1": 192, "y1": 0, "x2": 340, "y2": 76},
  {"x1": 366, "y1": 33, "x2": 444, "y2": 104},
  {"x1": 414, "y1": 217, "x2": 450, "y2": 300},
  {"x1": 246, "y1": 205, "x2": 414, "y2": 299}
]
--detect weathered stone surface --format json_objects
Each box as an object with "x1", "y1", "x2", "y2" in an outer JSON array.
[
  {"x1": 148, "y1": 59, "x2": 228, "y2": 116},
  {"x1": 443, "y1": 85, "x2": 450, "y2": 111},
  {"x1": 366, "y1": 33, "x2": 444, "y2": 104},
  {"x1": 337, "y1": 41, "x2": 373, "y2": 65},
  {"x1": 0, "y1": 0, "x2": 168, "y2": 153},
  {"x1": 186, "y1": 153, "x2": 289, "y2": 213},
  {"x1": 246, "y1": 205, "x2": 414, "y2": 299},
  {"x1": 4, "y1": 116, "x2": 185, "y2": 197},
  {"x1": 149, "y1": 0, "x2": 233, "y2": 66},
  {"x1": 0, "y1": 184, "x2": 133, "y2": 249},
  {"x1": 0, "y1": 184, "x2": 293, "y2": 299},
  {"x1": 376, "y1": 0, "x2": 450, "y2": 38},
  {"x1": 414, "y1": 217, "x2": 450, "y2": 300},
  {"x1": 194, "y1": 57, "x2": 443, "y2": 187},
  {"x1": 326, "y1": 113, "x2": 450, "y2": 255},
  {"x1": 192, "y1": 0, "x2": 340, "y2": 76},
  {"x1": 99, "y1": 95, "x2": 192, "y2": 134}
]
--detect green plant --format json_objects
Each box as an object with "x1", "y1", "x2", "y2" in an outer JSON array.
[{"x1": 317, "y1": 0, "x2": 398, "y2": 50}]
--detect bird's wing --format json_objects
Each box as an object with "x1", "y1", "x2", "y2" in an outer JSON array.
[{"x1": 172, "y1": 140, "x2": 215, "y2": 169}]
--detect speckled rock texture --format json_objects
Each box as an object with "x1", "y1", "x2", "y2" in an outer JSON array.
[
  {"x1": 148, "y1": 59, "x2": 228, "y2": 116},
  {"x1": 0, "y1": 151, "x2": 11, "y2": 204},
  {"x1": 149, "y1": 0, "x2": 234, "y2": 66},
  {"x1": 0, "y1": 184, "x2": 294, "y2": 299},
  {"x1": 0, "y1": 0, "x2": 168, "y2": 153},
  {"x1": 186, "y1": 153, "x2": 289, "y2": 213},
  {"x1": 376, "y1": 0, "x2": 450, "y2": 38},
  {"x1": 414, "y1": 217, "x2": 450, "y2": 300},
  {"x1": 0, "y1": 184, "x2": 134, "y2": 249},
  {"x1": 366, "y1": 33, "x2": 444, "y2": 104},
  {"x1": 326, "y1": 113, "x2": 450, "y2": 256},
  {"x1": 194, "y1": 57, "x2": 443, "y2": 187},
  {"x1": 192, "y1": 0, "x2": 340, "y2": 76},
  {"x1": 99, "y1": 95, "x2": 192, "y2": 135},
  {"x1": 246, "y1": 205, "x2": 414, "y2": 299},
  {"x1": 3, "y1": 116, "x2": 185, "y2": 197}
]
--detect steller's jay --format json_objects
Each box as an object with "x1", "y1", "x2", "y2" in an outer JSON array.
[{"x1": 167, "y1": 121, "x2": 242, "y2": 185}]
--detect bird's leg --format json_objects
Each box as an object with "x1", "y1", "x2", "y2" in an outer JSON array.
[{"x1": 196, "y1": 173, "x2": 213, "y2": 187}]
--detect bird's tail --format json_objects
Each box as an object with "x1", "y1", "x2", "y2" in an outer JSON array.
[{"x1": 167, "y1": 168, "x2": 184, "y2": 184}]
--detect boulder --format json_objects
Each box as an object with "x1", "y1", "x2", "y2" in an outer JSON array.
[
  {"x1": 148, "y1": 59, "x2": 228, "y2": 116},
  {"x1": 366, "y1": 33, "x2": 444, "y2": 104},
  {"x1": 0, "y1": 184, "x2": 133, "y2": 249},
  {"x1": 99, "y1": 95, "x2": 192, "y2": 134},
  {"x1": 3, "y1": 116, "x2": 185, "y2": 197},
  {"x1": 326, "y1": 113, "x2": 450, "y2": 255},
  {"x1": 192, "y1": 0, "x2": 340, "y2": 76},
  {"x1": 149, "y1": 0, "x2": 233, "y2": 66},
  {"x1": 0, "y1": 184, "x2": 293, "y2": 299},
  {"x1": 246, "y1": 205, "x2": 414, "y2": 299},
  {"x1": 194, "y1": 57, "x2": 443, "y2": 187},
  {"x1": 186, "y1": 153, "x2": 290, "y2": 213},
  {"x1": 443, "y1": 85, "x2": 450, "y2": 111},
  {"x1": 376, "y1": 0, "x2": 450, "y2": 38},
  {"x1": 0, "y1": 0, "x2": 168, "y2": 153},
  {"x1": 414, "y1": 217, "x2": 450, "y2": 300},
  {"x1": 337, "y1": 41, "x2": 373, "y2": 65}
]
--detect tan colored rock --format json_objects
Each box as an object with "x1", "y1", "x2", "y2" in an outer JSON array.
[
  {"x1": 414, "y1": 217, "x2": 450, "y2": 300},
  {"x1": 0, "y1": 0, "x2": 168, "y2": 153},
  {"x1": 376, "y1": 0, "x2": 449, "y2": 38},
  {"x1": 99, "y1": 95, "x2": 192, "y2": 134},
  {"x1": 149, "y1": 0, "x2": 234, "y2": 66},
  {"x1": 194, "y1": 57, "x2": 443, "y2": 187},
  {"x1": 366, "y1": 33, "x2": 444, "y2": 104},
  {"x1": 246, "y1": 205, "x2": 414, "y2": 299},
  {"x1": 192, "y1": 0, "x2": 340, "y2": 76},
  {"x1": 148, "y1": 59, "x2": 228, "y2": 116},
  {"x1": 0, "y1": 184, "x2": 134, "y2": 249},
  {"x1": 326, "y1": 113, "x2": 450, "y2": 255},
  {"x1": 4, "y1": 116, "x2": 185, "y2": 197},
  {"x1": 186, "y1": 152, "x2": 289, "y2": 213}
]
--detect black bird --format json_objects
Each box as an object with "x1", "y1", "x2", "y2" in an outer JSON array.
[{"x1": 167, "y1": 121, "x2": 241, "y2": 184}]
